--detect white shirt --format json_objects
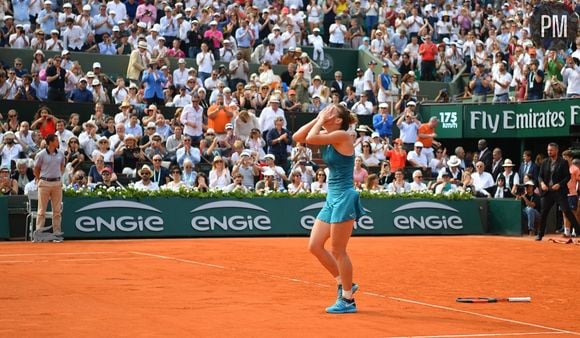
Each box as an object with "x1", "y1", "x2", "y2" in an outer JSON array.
[
  {"x1": 281, "y1": 31, "x2": 297, "y2": 50},
  {"x1": 15, "y1": 131, "x2": 35, "y2": 149},
  {"x1": 56, "y1": 129, "x2": 74, "y2": 148},
  {"x1": 107, "y1": 0, "x2": 127, "y2": 20},
  {"x1": 407, "y1": 150, "x2": 428, "y2": 167},
  {"x1": 352, "y1": 77, "x2": 365, "y2": 95},
  {"x1": 308, "y1": 34, "x2": 324, "y2": 49},
  {"x1": 259, "y1": 106, "x2": 287, "y2": 132},
  {"x1": 472, "y1": 171, "x2": 494, "y2": 193},
  {"x1": 262, "y1": 50, "x2": 282, "y2": 65},
  {"x1": 111, "y1": 87, "x2": 128, "y2": 104},
  {"x1": 410, "y1": 181, "x2": 428, "y2": 191},
  {"x1": 493, "y1": 71, "x2": 512, "y2": 95},
  {"x1": 1, "y1": 144, "x2": 23, "y2": 166},
  {"x1": 180, "y1": 104, "x2": 203, "y2": 137},
  {"x1": 351, "y1": 101, "x2": 373, "y2": 115},
  {"x1": 363, "y1": 68, "x2": 375, "y2": 91},
  {"x1": 329, "y1": 23, "x2": 346, "y2": 44},
  {"x1": 562, "y1": 65, "x2": 580, "y2": 95},
  {"x1": 173, "y1": 68, "x2": 189, "y2": 88},
  {"x1": 398, "y1": 122, "x2": 419, "y2": 143},
  {"x1": 62, "y1": 24, "x2": 84, "y2": 50},
  {"x1": 134, "y1": 180, "x2": 159, "y2": 191},
  {"x1": 9, "y1": 33, "x2": 29, "y2": 49},
  {"x1": 196, "y1": 51, "x2": 215, "y2": 74},
  {"x1": 173, "y1": 93, "x2": 192, "y2": 108}
]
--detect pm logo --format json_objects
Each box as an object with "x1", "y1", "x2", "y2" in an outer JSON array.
[
  {"x1": 298, "y1": 202, "x2": 374, "y2": 230},
  {"x1": 392, "y1": 202, "x2": 463, "y2": 231},
  {"x1": 190, "y1": 201, "x2": 272, "y2": 232},
  {"x1": 75, "y1": 201, "x2": 164, "y2": 233}
]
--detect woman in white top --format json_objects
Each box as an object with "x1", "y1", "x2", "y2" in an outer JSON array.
[
  {"x1": 209, "y1": 156, "x2": 231, "y2": 190},
  {"x1": 310, "y1": 169, "x2": 328, "y2": 194},
  {"x1": 429, "y1": 147, "x2": 447, "y2": 177},
  {"x1": 329, "y1": 16, "x2": 347, "y2": 47},
  {"x1": 181, "y1": 159, "x2": 197, "y2": 186},
  {"x1": 360, "y1": 141, "x2": 380, "y2": 168},
  {"x1": 288, "y1": 170, "x2": 308, "y2": 195},
  {"x1": 307, "y1": 0, "x2": 322, "y2": 32},
  {"x1": 164, "y1": 166, "x2": 187, "y2": 191},
  {"x1": 92, "y1": 137, "x2": 115, "y2": 163},
  {"x1": 394, "y1": 10, "x2": 408, "y2": 35},
  {"x1": 400, "y1": 72, "x2": 420, "y2": 100},
  {"x1": 245, "y1": 128, "x2": 266, "y2": 160}
]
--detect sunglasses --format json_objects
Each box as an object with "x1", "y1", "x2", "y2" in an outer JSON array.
[
  {"x1": 153, "y1": 159, "x2": 162, "y2": 162},
  {"x1": 69, "y1": 140, "x2": 78, "y2": 144},
  {"x1": 184, "y1": 139, "x2": 191, "y2": 142},
  {"x1": 206, "y1": 133, "x2": 215, "y2": 136}
]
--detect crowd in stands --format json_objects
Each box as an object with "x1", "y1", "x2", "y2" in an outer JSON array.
[{"x1": 0, "y1": 0, "x2": 579, "y2": 237}]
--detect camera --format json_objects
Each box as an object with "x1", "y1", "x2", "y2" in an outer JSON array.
[{"x1": 515, "y1": 184, "x2": 526, "y2": 196}]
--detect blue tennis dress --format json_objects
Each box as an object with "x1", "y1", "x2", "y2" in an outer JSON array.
[{"x1": 317, "y1": 145, "x2": 366, "y2": 223}]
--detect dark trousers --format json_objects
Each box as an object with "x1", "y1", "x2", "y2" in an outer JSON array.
[
  {"x1": 47, "y1": 88, "x2": 66, "y2": 102},
  {"x1": 538, "y1": 191, "x2": 580, "y2": 238},
  {"x1": 420, "y1": 60, "x2": 435, "y2": 81}
]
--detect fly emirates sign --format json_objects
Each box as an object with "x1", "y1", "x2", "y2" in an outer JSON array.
[{"x1": 465, "y1": 104, "x2": 580, "y2": 138}]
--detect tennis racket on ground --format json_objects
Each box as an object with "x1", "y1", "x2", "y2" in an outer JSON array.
[{"x1": 456, "y1": 297, "x2": 531, "y2": 303}]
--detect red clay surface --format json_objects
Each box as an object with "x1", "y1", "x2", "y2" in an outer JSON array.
[{"x1": 1, "y1": 235, "x2": 579, "y2": 337}]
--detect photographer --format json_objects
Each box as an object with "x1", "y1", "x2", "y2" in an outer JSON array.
[
  {"x1": 561, "y1": 56, "x2": 580, "y2": 98},
  {"x1": 516, "y1": 181, "x2": 541, "y2": 236}
]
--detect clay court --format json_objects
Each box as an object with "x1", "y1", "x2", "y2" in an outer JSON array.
[{"x1": 1, "y1": 235, "x2": 579, "y2": 337}]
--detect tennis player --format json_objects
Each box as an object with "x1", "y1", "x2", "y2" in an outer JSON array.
[{"x1": 294, "y1": 104, "x2": 365, "y2": 314}]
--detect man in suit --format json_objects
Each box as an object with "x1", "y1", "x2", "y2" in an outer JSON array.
[
  {"x1": 485, "y1": 174, "x2": 515, "y2": 199},
  {"x1": 477, "y1": 139, "x2": 492, "y2": 173},
  {"x1": 518, "y1": 150, "x2": 539, "y2": 182},
  {"x1": 331, "y1": 71, "x2": 345, "y2": 99},
  {"x1": 490, "y1": 148, "x2": 504, "y2": 180},
  {"x1": 536, "y1": 143, "x2": 579, "y2": 241}
]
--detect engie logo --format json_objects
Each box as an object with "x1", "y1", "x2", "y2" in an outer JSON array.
[
  {"x1": 392, "y1": 202, "x2": 463, "y2": 230},
  {"x1": 298, "y1": 202, "x2": 374, "y2": 230},
  {"x1": 190, "y1": 201, "x2": 272, "y2": 232},
  {"x1": 75, "y1": 201, "x2": 164, "y2": 232}
]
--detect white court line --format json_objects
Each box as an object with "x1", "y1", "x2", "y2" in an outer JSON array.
[
  {"x1": 131, "y1": 251, "x2": 580, "y2": 337},
  {"x1": 0, "y1": 257, "x2": 150, "y2": 264},
  {"x1": 385, "y1": 331, "x2": 567, "y2": 338},
  {"x1": 0, "y1": 251, "x2": 120, "y2": 257},
  {"x1": 130, "y1": 251, "x2": 226, "y2": 269}
]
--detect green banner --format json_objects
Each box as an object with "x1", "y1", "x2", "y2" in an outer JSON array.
[
  {"x1": 0, "y1": 197, "x2": 9, "y2": 239},
  {"x1": 463, "y1": 100, "x2": 580, "y2": 138},
  {"x1": 61, "y1": 197, "x2": 483, "y2": 238},
  {"x1": 419, "y1": 104, "x2": 464, "y2": 139}
]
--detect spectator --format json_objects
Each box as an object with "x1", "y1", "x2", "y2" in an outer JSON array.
[
  {"x1": 410, "y1": 170, "x2": 428, "y2": 191},
  {"x1": 231, "y1": 150, "x2": 260, "y2": 190},
  {"x1": 486, "y1": 174, "x2": 514, "y2": 199},
  {"x1": 490, "y1": 148, "x2": 505, "y2": 180},
  {"x1": 492, "y1": 61, "x2": 512, "y2": 103},
  {"x1": 163, "y1": 166, "x2": 187, "y2": 192},
  {"x1": 255, "y1": 168, "x2": 278, "y2": 194},
  {"x1": 142, "y1": 58, "x2": 166, "y2": 106},
  {"x1": 518, "y1": 181, "x2": 541, "y2": 236},
  {"x1": 396, "y1": 107, "x2": 420, "y2": 152},
  {"x1": 407, "y1": 141, "x2": 428, "y2": 169},
  {"x1": 518, "y1": 150, "x2": 539, "y2": 183},
  {"x1": 134, "y1": 164, "x2": 159, "y2": 191},
  {"x1": 561, "y1": 56, "x2": 580, "y2": 98},
  {"x1": 434, "y1": 171, "x2": 457, "y2": 195},
  {"x1": 472, "y1": 161, "x2": 494, "y2": 197},
  {"x1": 11, "y1": 159, "x2": 35, "y2": 195},
  {"x1": 208, "y1": 156, "x2": 231, "y2": 190},
  {"x1": 430, "y1": 148, "x2": 449, "y2": 178},
  {"x1": 88, "y1": 154, "x2": 116, "y2": 185},
  {"x1": 525, "y1": 59, "x2": 544, "y2": 101},
  {"x1": 175, "y1": 136, "x2": 200, "y2": 168},
  {"x1": 353, "y1": 155, "x2": 368, "y2": 190},
  {"x1": 288, "y1": 170, "x2": 308, "y2": 195},
  {"x1": 150, "y1": 154, "x2": 169, "y2": 186},
  {"x1": 69, "y1": 78, "x2": 94, "y2": 103},
  {"x1": 360, "y1": 141, "x2": 379, "y2": 168},
  {"x1": 477, "y1": 139, "x2": 492, "y2": 173},
  {"x1": 386, "y1": 169, "x2": 410, "y2": 193}
]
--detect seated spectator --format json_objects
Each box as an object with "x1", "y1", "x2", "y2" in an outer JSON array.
[
  {"x1": 232, "y1": 150, "x2": 260, "y2": 190},
  {"x1": 164, "y1": 166, "x2": 187, "y2": 192},
  {"x1": 433, "y1": 172, "x2": 457, "y2": 195},
  {"x1": 410, "y1": 170, "x2": 428, "y2": 191},
  {"x1": 88, "y1": 154, "x2": 117, "y2": 185},
  {"x1": 64, "y1": 136, "x2": 87, "y2": 171},
  {"x1": 224, "y1": 173, "x2": 250, "y2": 193},
  {"x1": 457, "y1": 172, "x2": 477, "y2": 196},
  {"x1": 209, "y1": 156, "x2": 231, "y2": 191},
  {"x1": 386, "y1": 169, "x2": 410, "y2": 193},
  {"x1": 151, "y1": 154, "x2": 170, "y2": 186},
  {"x1": 92, "y1": 136, "x2": 114, "y2": 163},
  {"x1": 353, "y1": 155, "x2": 369, "y2": 190},
  {"x1": 144, "y1": 133, "x2": 168, "y2": 161},
  {"x1": 472, "y1": 161, "x2": 495, "y2": 197},
  {"x1": 486, "y1": 174, "x2": 514, "y2": 199},
  {"x1": 429, "y1": 147, "x2": 448, "y2": 178},
  {"x1": 307, "y1": 95, "x2": 327, "y2": 114},
  {"x1": 266, "y1": 116, "x2": 292, "y2": 169},
  {"x1": 134, "y1": 165, "x2": 159, "y2": 191},
  {"x1": 93, "y1": 167, "x2": 117, "y2": 190},
  {"x1": 181, "y1": 159, "x2": 197, "y2": 187},
  {"x1": 234, "y1": 110, "x2": 260, "y2": 141},
  {"x1": 11, "y1": 159, "x2": 34, "y2": 195},
  {"x1": 311, "y1": 169, "x2": 328, "y2": 194},
  {"x1": 407, "y1": 141, "x2": 428, "y2": 169},
  {"x1": 194, "y1": 172, "x2": 209, "y2": 192},
  {"x1": 255, "y1": 169, "x2": 279, "y2": 194},
  {"x1": 68, "y1": 169, "x2": 88, "y2": 191},
  {"x1": 79, "y1": 120, "x2": 99, "y2": 155},
  {"x1": 378, "y1": 160, "x2": 393, "y2": 186},
  {"x1": 0, "y1": 131, "x2": 25, "y2": 169},
  {"x1": 360, "y1": 141, "x2": 380, "y2": 168},
  {"x1": 288, "y1": 170, "x2": 308, "y2": 195},
  {"x1": 115, "y1": 134, "x2": 144, "y2": 175},
  {"x1": 31, "y1": 107, "x2": 57, "y2": 138},
  {"x1": 363, "y1": 174, "x2": 382, "y2": 192},
  {"x1": 0, "y1": 165, "x2": 16, "y2": 196}
]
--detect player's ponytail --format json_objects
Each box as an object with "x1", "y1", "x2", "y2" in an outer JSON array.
[{"x1": 335, "y1": 104, "x2": 356, "y2": 131}]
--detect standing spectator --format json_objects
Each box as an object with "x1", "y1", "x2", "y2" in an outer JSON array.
[
  {"x1": 396, "y1": 107, "x2": 420, "y2": 152},
  {"x1": 32, "y1": 134, "x2": 65, "y2": 242},
  {"x1": 492, "y1": 61, "x2": 512, "y2": 103},
  {"x1": 417, "y1": 117, "x2": 440, "y2": 164},
  {"x1": 418, "y1": 35, "x2": 437, "y2": 81},
  {"x1": 477, "y1": 139, "x2": 492, "y2": 173},
  {"x1": 561, "y1": 56, "x2": 580, "y2": 98},
  {"x1": 469, "y1": 65, "x2": 491, "y2": 103},
  {"x1": 142, "y1": 59, "x2": 166, "y2": 106},
  {"x1": 328, "y1": 15, "x2": 347, "y2": 48},
  {"x1": 127, "y1": 41, "x2": 150, "y2": 82},
  {"x1": 490, "y1": 148, "x2": 504, "y2": 180},
  {"x1": 518, "y1": 150, "x2": 539, "y2": 183},
  {"x1": 259, "y1": 97, "x2": 287, "y2": 137},
  {"x1": 207, "y1": 94, "x2": 234, "y2": 134},
  {"x1": 68, "y1": 78, "x2": 93, "y2": 103},
  {"x1": 536, "y1": 143, "x2": 580, "y2": 241},
  {"x1": 196, "y1": 43, "x2": 215, "y2": 83},
  {"x1": 266, "y1": 116, "x2": 292, "y2": 169},
  {"x1": 525, "y1": 60, "x2": 544, "y2": 101},
  {"x1": 45, "y1": 55, "x2": 67, "y2": 101}
]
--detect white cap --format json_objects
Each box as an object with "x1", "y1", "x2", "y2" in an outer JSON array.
[
  {"x1": 414, "y1": 141, "x2": 424, "y2": 148},
  {"x1": 44, "y1": 0, "x2": 52, "y2": 5},
  {"x1": 82, "y1": 4, "x2": 91, "y2": 10},
  {"x1": 178, "y1": 58, "x2": 185, "y2": 64},
  {"x1": 86, "y1": 71, "x2": 95, "y2": 77},
  {"x1": 157, "y1": 36, "x2": 166, "y2": 41},
  {"x1": 150, "y1": 24, "x2": 160, "y2": 32},
  {"x1": 61, "y1": 50, "x2": 70, "y2": 56},
  {"x1": 137, "y1": 22, "x2": 147, "y2": 29},
  {"x1": 93, "y1": 62, "x2": 101, "y2": 68},
  {"x1": 164, "y1": 6, "x2": 172, "y2": 11},
  {"x1": 63, "y1": 2, "x2": 72, "y2": 8},
  {"x1": 209, "y1": 20, "x2": 218, "y2": 25},
  {"x1": 264, "y1": 154, "x2": 275, "y2": 161},
  {"x1": 371, "y1": 132, "x2": 380, "y2": 138},
  {"x1": 313, "y1": 27, "x2": 320, "y2": 32},
  {"x1": 263, "y1": 168, "x2": 275, "y2": 176},
  {"x1": 175, "y1": 14, "x2": 183, "y2": 20},
  {"x1": 406, "y1": 101, "x2": 416, "y2": 106},
  {"x1": 113, "y1": 26, "x2": 120, "y2": 32},
  {"x1": 50, "y1": 29, "x2": 59, "y2": 35},
  {"x1": 118, "y1": 20, "x2": 126, "y2": 25},
  {"x1": 379, "y1": 102, "x2": 389, "y2": 108},
  {"x1": 92, "y1": 79, "x2": 101, "y2": 86},
  {"x1": 147, "y1": 122, "x2": 156, "y2": 128},
  {"x1": 225, "y1": 123, "x2": 233, "y2": 129}
]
